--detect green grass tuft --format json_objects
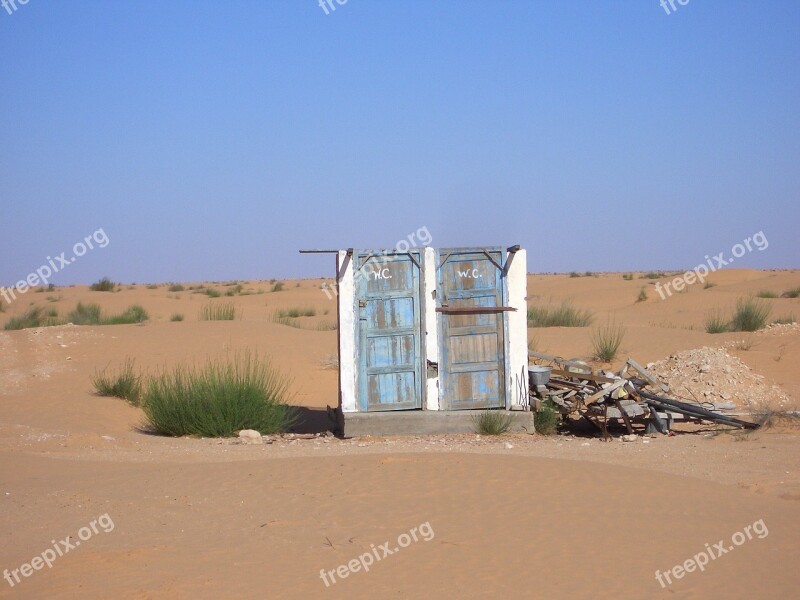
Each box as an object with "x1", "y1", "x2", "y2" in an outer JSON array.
[
  {"x1": 622, "y1": 273, "x2": 633, "y2": 281},
  {"x1": 705, "y1": 309, "x2": 729, "y2": 334},
  {"x1": 205, "y1": 288, "x2": 221, "y2": 298},
  {"x1": 90, "y1": 277, "x2": 116, "y2": 292},
  {"x1": 199, "y1": 302, "x2": 237, "y2": 321},
  {"x1": 730, "y1": 298, "x2": 771, "y2": 332},
  {"x1": 781, "y1": 286, "x2": 800, "y2": 299},
  {"x1": 636, "y1": 287, "x2": 648, "y2": 303},
  {"x1": 527, "y1": 301, "x2": 593, "y2": 328},
  {"x1": 472, "y1": 410, "x2": 514, "y2": 435},
  {"x1": 4, "y1": 306, "x2": 60, "y2": 330},
  {"x1": 534, "y1": 400, "x2": 559, "y2": 435},
  {"x1": 168, "y1": 283, "x2": 185, "y2": 292},
  {"x1": 170, "y1": 313, "x2": 184, "y2": 322},
  {"x1": 271, "y1": 282, "x2": 285, "y2": 292},
  {"x1": 140, "y1": 352, "x2": 297, "y2": 437},
  {"x1": 92, "y1": 358, "x2": 142, "y2": 405},
  {"x1": 591, "y1": 321, "x2": 625, "y2": 362},
  {"x1": 703, "y1": 281, "x2": 716, "y2": 289},
  {"x1": 756, "y1": 290, "x2": 779, "y2": 299}
]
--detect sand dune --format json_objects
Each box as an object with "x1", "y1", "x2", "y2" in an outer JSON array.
[{"x1": 1, "y1": 270, "x2": 798, "y2": 598}]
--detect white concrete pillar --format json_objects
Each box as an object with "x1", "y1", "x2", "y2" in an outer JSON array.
[
  {"x1": 337, "y1": 250, "x2": 357, "y2": 413},
  {"x1": 506, "y1": 250, "x2": 529, "y2": 408},
  {"x1": 423, "y1": 247, "x2": 440, "y2": 410}
]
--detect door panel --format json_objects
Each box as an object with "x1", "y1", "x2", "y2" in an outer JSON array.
[
  {"x1": 356, "y1": 251, "x2": 423, "y2": 411},
  {"x1": 438, "y1": 249, "x2": 506, "y2": 410}
]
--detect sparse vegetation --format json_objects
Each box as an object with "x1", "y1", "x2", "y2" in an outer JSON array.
[
  {"x1": 4, "y1": 306, "x2": 60, "y2": 330},
  {"x1": 168, "y1": 283, "x2": 185, "y2": 292},
  {"x1": 140, "y1": 352, "x2": 297, "y2": 437},
  {"x1": 640, "y1": 272, "x2": 662, "y2": 280},
  {"x1": 170, "y1": 313, "x2": 184, "y2": 322},
  {"x1": 704, "y1": 281, "x2": 716, "y2": 289},
  {"x1": 271, "y1": 282, "x2": 285, "y2": 292},
  {"x1": 315, "y1": 320, "x2": 338, "y2": 331},
  {"x1": 275, "y1": 307, "x2": 316, "y2": 318},
  {"x1": 782, "y1": 286, "x2": 800, "y2": 299},
  {"x1": 225, "y1": 284, "x2": 244, "y2": 296},
  {"x1": 90, "y1": 277, "x2": 116, "y2": 292},
  {"x1": 591, "y1": 321, "x2": 625, "y2": 362},
  {"x1": 622, "y1": 273, "x2": 633, "y2": 281},
  {"x1": 527, "y1": 301, "x2": 593, "y2": 328},
  {"x1": 199, "y1": 302, "x2": 237, "y2": 321},
  {"x1": 534, "y1": 400, "x2": 559, "y2": 435},
  {"x1": 705, "y1": 309, "x2": 730, "y2": 334},
  {"x1": 205, "y1": 288, "x2": 221, "y2": 298},
  {"x1": 473, "y1": 410, "x2": 515, "y2": 435},
  {"x1": 66, "y1": 302, "x2": 148, "y2": 326},
  {"x1": 569, "y1": 272, "x2": 581, "y2": 278},
  {"x1": 636, "y1": 287, "x2": 648, "y2": 303},
  {"x1": 772, "y1": 314, "x2": 796, "y2": 325},
  {"x1": 92, "y1": 358, "x2": 142, "y2": 405},
  {"x1": 730, "y1": 298, "x2": 771, "y2": 332},
  {"x1": 756, "y1": 290, "x2": 778, "y2": 299}
]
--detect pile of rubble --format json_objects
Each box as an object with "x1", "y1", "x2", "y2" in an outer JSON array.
[{"x1": 647, "y1": 347, "x2": 791, "y2": 413}]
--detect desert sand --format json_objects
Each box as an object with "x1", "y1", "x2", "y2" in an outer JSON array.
[{"x1": 1, "y1": 269, "x2": 799, "y2": 599}]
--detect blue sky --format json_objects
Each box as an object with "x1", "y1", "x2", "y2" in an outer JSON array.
[{"x1": 1, "y1": 0, "x2": 798, "y2": 284}]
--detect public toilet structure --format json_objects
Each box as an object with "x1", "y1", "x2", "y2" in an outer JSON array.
[{"x1": 306, "y1": 245, "x2": 530, "y2": 436}]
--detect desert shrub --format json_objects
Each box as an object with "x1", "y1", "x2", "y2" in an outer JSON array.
[
  {"x1": 168, "y1": 283, "x2": 185, "y2": 292},
  {"x1": 569, "y1": 272, "x2": 581, "y2": 278},
  {"x1": 730, "y1": 298, "x2": 771, "y2": 332},
  {"x1": 275, "y1": 307, "x2": 316, "y2": 318},
  {"x1": 4, "y1": 306, "x2": 60, "y2": 330},
  {"x1": 271, "y1": 311, "x2": 300, "y2": 328},
  {"x1": 756, "y1": 290, "x2": 778, "y2": 299},
  {"x1": 705, "y1": 309, "x2": 729, "y2": 334},
  {"x1": 636, "y1": 287, "x2": 648, "y2": 302},
  {"x1": 473, "y1": 410, "x2": 514, "y2": 435},
  {"x1": 271, "y1": 282, "x2": 284, "y2": 292},
  {"x1": 591, "y1": 322, "x2": 625, "y2": 362},
  {"x1": 205, "y1": 288, "x2": 221, "y2": 298},
  {"x1": 146, "y1": 284, "x2": 159, "y2": 290},
  {"x1": 315, "y1": 320, "x2": 338, "y2": 331},
  {"x1": 704, "y1": 281, "x2": 716, "y2": 289},
  {"x1": 103, "y1": 305, "x2": 148, "y2": 325},
  {"x1": 67, "y1": 303, "x2": 148, "y2": 326},
  {"x1": 140, "y1": 352, "x2": 297, "y2": 437},
  {"x1": 527, "y1": 301, "x2": 593, "y2": 328},
  {"x1": 199, "y1": 302, "x2": 237, "y2": 321},
  {"x1": 90, "y1": 277, "x2": 116, "y2": 292},
  {"x1": 225, "y1": 284, "x2": 244, "y2": 296},
  {"x1": 534, "y1": 400, "x2": 559, "y2": 435},
  {"x1": 622, "y1": 273, "x2": 633, "y2": 281},
  {"x1": 67, "y1": 302, "x2": 102, "y2": 325},
  {"x1": 92, "y1": 358, "x2": 142, "y2": 405},
  {"x1": 640, "y1": 272, "x2": 663, "y2": 280},
  {"x1": 170, "y1": 313, "x2": 184, "y2": 322},
  {"x1": 782, "y1": 286, "x2": 800, "y2": 299}
]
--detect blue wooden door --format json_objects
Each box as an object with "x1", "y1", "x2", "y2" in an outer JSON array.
[
  {"x1": 437, "y1": 248, "x2": 506, "y2": 410},
  {"x1": 356, "y1": 251, "x2": 423, "y2": 411}
]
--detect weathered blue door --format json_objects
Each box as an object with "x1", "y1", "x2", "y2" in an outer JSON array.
[
  {"x1": 356, "y1": 251, "x2": 423, "y2": 411},
  {"x1": 437, "y1": 248, "x2": 506, "y2": 410}
]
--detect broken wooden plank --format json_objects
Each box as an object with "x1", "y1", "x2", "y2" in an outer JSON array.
[
  {"x1": 551, "y1": 368, "x2": 617, "y2": 385},
  {"x1": 627, "y1": 358, "x2": 669, "y2": 393},
  {"x1": 583, "y1": 380, "x2": 627, "y2": 406},
  {"x1": 528, "y1": 351, "x2": 590, "y2": 371}
]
